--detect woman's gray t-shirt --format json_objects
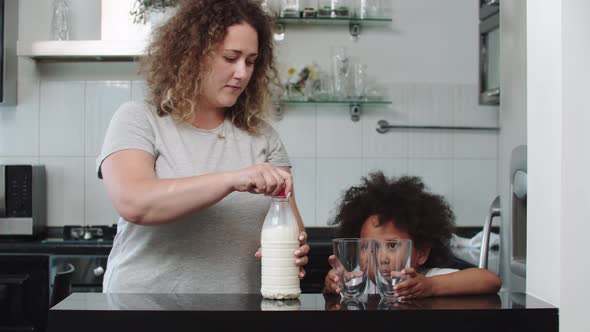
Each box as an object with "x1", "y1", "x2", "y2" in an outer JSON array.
[{"x1": 96, "y1": 101, "x2": 291, "y2": 294}]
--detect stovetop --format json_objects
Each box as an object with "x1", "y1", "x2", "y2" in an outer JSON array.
[{"x1": 62, "y1": 225, "x2": 117, "y2": 241}]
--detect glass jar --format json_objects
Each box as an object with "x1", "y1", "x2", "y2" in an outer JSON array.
[
  {"x1": 51, "y1": 0, "x2": 70, "y2": 40},
  {"x1": 280, "y1": 0, "x2": 300, "y2": 18},
  {"x1": 332, "y1": 0, "x2": 351, "y2": 18}
]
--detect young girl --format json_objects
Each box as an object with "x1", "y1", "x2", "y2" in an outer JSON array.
[{"x1": 323, "y1": 172, "x2": 501, "y2": 300}]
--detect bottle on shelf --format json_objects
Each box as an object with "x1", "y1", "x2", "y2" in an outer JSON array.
[{"x1": 260, "y1": 187, "x2": 301, "y2": 300}]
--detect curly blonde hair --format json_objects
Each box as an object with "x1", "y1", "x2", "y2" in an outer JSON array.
[{"x1": 139, "y1": 0, "x2": 278, "y2": 134}]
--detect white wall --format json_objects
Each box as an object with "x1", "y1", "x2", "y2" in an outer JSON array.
[
  {"x1": 528, "y1": 0, "x2": 590, "y2": 331},
  {"x1": 560, "y1": 1, "x2": 590, "y2": 330},
  {"x1": 0, "y1": 0, "x2": 499, "y2": 229},
  {"x1": 526, "y1": 0, "x2": 562, "y2": 305}
]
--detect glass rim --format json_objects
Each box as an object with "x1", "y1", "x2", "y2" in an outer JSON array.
[
  {"x1": 332, "y1": 238, "x2": 411, "y2": 243},
  {"x1": 370, "y1": 238, "x2": 412, "y2": 243},
  {"x1": 331, "y1": 238, "x2": 371, "y2": 242}
]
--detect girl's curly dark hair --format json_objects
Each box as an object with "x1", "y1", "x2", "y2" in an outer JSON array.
[
  {"x1": 330, "y1": 172, "x2": 456, "y2": 268},
  {"x1": 140, "y1": 0, "x2": 278, "y2": 134}
]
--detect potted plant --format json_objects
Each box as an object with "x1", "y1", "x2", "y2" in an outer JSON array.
[{"x1": 130, "y1": 0, "x2": 177, "y2": 24}]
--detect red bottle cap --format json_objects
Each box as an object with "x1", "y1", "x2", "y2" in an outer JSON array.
[{"x1": 277, "y1": 186, "x2": 287, "y2": 198}]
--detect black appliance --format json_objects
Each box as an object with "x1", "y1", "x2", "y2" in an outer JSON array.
[
  {"x1": 0, "y1": 165, "x2": 47, "y2": 238},
  {"x1": 50, "y1": 255, "x2": 108, "y2": 294},
  {"x1": 44, "y1": 225, "x2": 115, "y2": 294},
  {"x1": 0, "y1": 254, "x2": 50, "y2": 332}
]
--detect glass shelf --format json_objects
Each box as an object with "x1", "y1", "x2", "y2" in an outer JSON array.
[
  {"x1": 273, "y1": 16, "x2": 392, "y2": 38},
  {"x1": 276, "y1": 99, "x2": 391, "y2": 105},
  {"x1": 275, "y1": 17, "x2": 392, "y2": 24},
  {"x1": 272, "y1": 99, "x2": 392, "y2": 121}
]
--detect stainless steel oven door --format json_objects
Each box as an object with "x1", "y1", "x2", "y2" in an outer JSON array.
[{"x1": 50, "y1": 255, "x2": 108, "y2": 293}]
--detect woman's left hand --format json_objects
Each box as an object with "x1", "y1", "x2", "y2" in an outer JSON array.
[
  {"x1": 294, "y1": 231, "x2": 309, "y2": 278},
  {"x1": 255, "y1": 230, "x2": 309, "y2": 279},
  {"x1": 392, "y1": 267, "x2": 434, "y2": 300}
]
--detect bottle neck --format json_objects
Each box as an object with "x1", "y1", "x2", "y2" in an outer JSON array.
[{"x1": 272, "y1": 197, "x2": 289, "y2": 203}]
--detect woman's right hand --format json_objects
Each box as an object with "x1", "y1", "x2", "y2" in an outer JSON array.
[{"x1": 232, "y1": 163, "x2": 293, "y2": 196}]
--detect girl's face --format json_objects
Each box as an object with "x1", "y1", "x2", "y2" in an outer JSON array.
[
  {"x1": 198, "y1": 22, "x2": 259, "y2": 112},
  {"x1": 360, "y1": 215, "x2": 430, "y2": 279}
]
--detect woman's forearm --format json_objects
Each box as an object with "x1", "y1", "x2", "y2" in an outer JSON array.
[
  {"x1": 101, "y1": 150, "x2": 237, "y2": 225},
  {"x1": 115, "y1": 172, "x2": 236, "y2": 225}
]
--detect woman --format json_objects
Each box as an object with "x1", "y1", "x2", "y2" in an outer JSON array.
[{"x1": 97, "y1": 0, "x2": 309, "y2": 294}]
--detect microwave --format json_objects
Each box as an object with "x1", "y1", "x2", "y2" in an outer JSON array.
[{"x1": 0, "y1": 165, "x2": 46, "y2": 237}]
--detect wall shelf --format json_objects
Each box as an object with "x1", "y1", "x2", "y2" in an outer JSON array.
[
  {"x1": 273, "y1": 99, "x2": 392, "y2": 121},
  {"x1": 274, "y1": 17, "x2": 392, "y2": 38},
  {"x1": 16, "y1": 40, "x2": 146, "y2": 61}
]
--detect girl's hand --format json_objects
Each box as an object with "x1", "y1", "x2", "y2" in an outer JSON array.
[
  {"x1": 322, "y1": 255, "x2": 342, "y2": 294},
  {"x1": 393, "y1": 267, "x2": 435, "y2": 300}
]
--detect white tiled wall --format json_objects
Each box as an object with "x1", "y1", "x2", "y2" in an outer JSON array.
[
  {"x1": 0, "y1": 0, "x2": 499, "y2": 228},
  {"x1": 0, "y1": 79, "x2": 499, "y2": 228},
  {"x1": 273, "y1": 83, "x2": 499, "y2": 227}
]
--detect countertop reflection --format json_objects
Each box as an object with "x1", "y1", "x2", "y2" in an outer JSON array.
[
  {"x1": 52, "y1": 292, "x2": 551, "y2": 312},
  {"x1": 47, "y1": 292, "x2": 558, "y2": 332}
]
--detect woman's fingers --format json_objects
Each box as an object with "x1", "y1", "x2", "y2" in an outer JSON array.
[
  {"x1": 234, "y1": 163, "x2": 293, "y2": 196},
  {"x1": 294, "y1": 244, "x2": 310, "y2": 257},
  {"x1": 295, "y1": 255, "x2": 308, "y2": 267},
  {"x1": 298, "y1": 267, "x2": 306, "y2": 279}
]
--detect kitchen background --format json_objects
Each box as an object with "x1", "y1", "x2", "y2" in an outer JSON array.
[
  {"x1": 3, "y1": 1, "x2": 589, "y2": 331},
  {"x1": 0, "y1": 0, "x2": 499, "y2": 230}
]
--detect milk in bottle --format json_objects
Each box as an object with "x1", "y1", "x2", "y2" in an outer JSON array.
[{"x1": 260, "y1": 188, "x2": 301, "y2": 299}]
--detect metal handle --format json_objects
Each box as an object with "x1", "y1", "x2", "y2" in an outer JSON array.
[
  {"x1": 479, "y1": 195, "x2": 501, "y2": 269},
  {"x1": 376, "y1": 120, "x2": 499, "y2": 134},
  {"x1": 483, "y1": 87, "x2": 500, "y2": 98}
]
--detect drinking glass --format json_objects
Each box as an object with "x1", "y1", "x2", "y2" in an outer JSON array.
[
  {"x1": 331, "y1": 238, "x2": 371, "y2": 299},
  {"x1": 352, "y1": 62, "x2": 368, "y2": 99},
  {"x1": 372, "y1": 239, "x2": 412, "y2": 302},
  {"x1": 331, "y1": 46, "x2": 351, "y2": 99}
]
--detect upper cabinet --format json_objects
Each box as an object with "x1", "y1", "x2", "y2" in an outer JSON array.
[
  {"x1": 479, "y1": 0, "x2": 500, "y2": 105},
  {"x1": 17, "y1": 40, "x2": 143, "y2": 61}
]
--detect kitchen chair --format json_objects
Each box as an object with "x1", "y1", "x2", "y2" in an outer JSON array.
[
  {"x1": 51, "y1": 263, "x2": 75, "y2": 307},
  {"x1": 479, "y1": 195, "x2": 501, "y2": 269}
]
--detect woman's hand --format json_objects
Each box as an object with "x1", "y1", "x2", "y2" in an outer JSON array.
[
  {"x1": 392, "y1": 267, "x2": 434, "y2": 300},
  {"x1": 232, "y1": 163, "x2": 293, "y2": 196},
  {"x1": 294, "y1": 231, "x2": 309, "y2": 278},
  {"x1": 255, "y1": 230, "x2": 309, "y2": 279}
]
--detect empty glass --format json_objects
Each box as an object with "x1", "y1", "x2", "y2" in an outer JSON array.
[
  {"x1": 331, "y1": 238, "x2": 371, "y2": 299},
  {"x1": 331, "y1": 46, "x2": 351, "y2": 99},
  {"x1": 372, "y1": 239, "x2": 412, "y2": 302},
  {"x1": 51, "y1": 0, "x2": 70, "y2": 40},
  {"x1": 280, "y1": 0, "x2": 300, "y2": 17},
  {"x1": 352, "y1": 61, "x2": 368, "y2": 99},
  {"x1": 355, "y1": 0, "x2": 382, "y2": 19}
]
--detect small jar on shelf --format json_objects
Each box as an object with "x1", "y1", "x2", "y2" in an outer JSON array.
[{"x1": 280, "y1": 0, "x2": 300, "y2": 18}]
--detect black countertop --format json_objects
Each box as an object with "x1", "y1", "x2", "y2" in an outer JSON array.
[{"x1": 47, "y1": 292, "x2": 557, "y2": 332}]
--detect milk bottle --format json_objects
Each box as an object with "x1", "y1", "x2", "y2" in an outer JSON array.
[{"x1": 260, "y1": 188, "x2": 301, "y2": 299}]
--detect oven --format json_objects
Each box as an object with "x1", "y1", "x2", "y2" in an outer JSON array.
[{"x1": 50, "y1": 254, "x2": 108, "y2": 294}]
